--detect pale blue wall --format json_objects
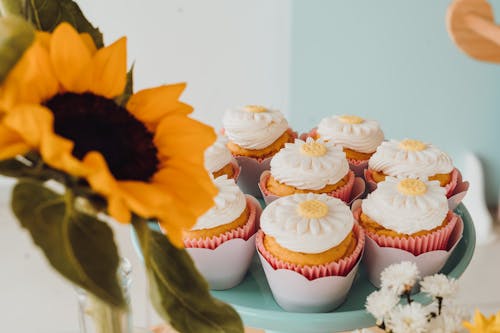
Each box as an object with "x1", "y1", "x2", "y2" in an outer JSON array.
[{"x1": 291, "y1": 0, "x2": 500, "y2": 205}]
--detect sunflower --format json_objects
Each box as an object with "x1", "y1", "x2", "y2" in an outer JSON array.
[{"x1": 0, "y1": 22, "x2": 217, "y2": 247}]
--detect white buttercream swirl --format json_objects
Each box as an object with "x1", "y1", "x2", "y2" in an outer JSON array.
[
  {"x1": 192, "y1": 176, "x2": 246, "y2": 230},
  {"x1": 204, "y1": 135, "x2": 233, "y2": 173},
  {"x1": 222, "y1": 106, "x2": 288, "y2": 150},
  {"x1": 260, "y1": 193, "x2": 354, "y2": 253},
  {"x1": 316, "y1": 115, "x2": 384, "y2": 153},
  {"x1": 361, "y1": 177, "x2": 448, "y2": 234},
  {"x1": 270, "y1": 138, "x2": 349, "y2": 190},
  {"x1": 368, "y1": 139, "x2": 454, "y2": 178}
]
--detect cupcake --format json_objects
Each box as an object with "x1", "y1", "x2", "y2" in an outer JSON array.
[
  {"x1": 183, "y1": 175, "x2": 260, "y2": 289},
  {"x1": 355, "y1": 177, "x2": 461, "y2": 287},
  {"x1": 256, "y1": 193, "x2": 365, "y2": 312},
  {"x1": 223, "y1": 105, "x2": 294, "y2": 159},
  {"x1": 315, "y1": 115, "x2": 384, "y2": 166},
  {"x1": 259, "y1": 137, "x2": 354, "y2": 203},
  {"x1": 366, "y1": 139, "x2": 458, "y2": 196},
  {"x1": 357, "y1": 177, "x2": 458, "y2": 255},
  {"x1": 204, "y1": 135, "x2": 239, "y2": 180},
  {"x1": 222, "y1": 105, "x2": 297, "y2": 196}
]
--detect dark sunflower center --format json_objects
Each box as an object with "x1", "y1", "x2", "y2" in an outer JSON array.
[{"x1": 45, "y1": 92, "x2": 159, "y2": 182}]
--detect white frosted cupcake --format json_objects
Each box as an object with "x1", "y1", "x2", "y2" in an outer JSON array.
[
  {"x1": 184, "y1": 175, "x2": 255, "y2": 244},
  {"x1": 256, "y1": 193, "x2": 365, "y2": 311},
  {"x1": 314, "y1": 115, "x2": 384, "y2": 164},
  {"x1": 183, "y1": 176, "x2": 260, "y2": 289},
  {"x1": 260, "y1": 138, "x2": 354, "y2": 202},
  {"x1": 222, "y1": 105, "x2": 295, "y2": 160},
  {"x1": 204, "y1": 135, "x2": 239, "y2": 179},
  {"x1": 367, "y1": 139, "x2": 458, "y2": 195},
  {"x1": 222, "y1": 105, "x2": 297, "y2": 197},
  {"x1": 357, "y1": 177, "x2": 458, "y2": 255}
]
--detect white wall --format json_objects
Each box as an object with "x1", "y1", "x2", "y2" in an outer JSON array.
[{"x1": 78, "y1": 0, "x2": 291, "y2": 129}]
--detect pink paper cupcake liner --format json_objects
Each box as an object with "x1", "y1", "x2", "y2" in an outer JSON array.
[
  {"x1": 259, "y1": 170, "x2": 355, "y2": 203},
  {"x1": 348, "y1": 160, "x2": 369, "y2": 177},
  {"x1": 230, "y1": 159, "x2": 241, "y2": 182},
  {"x1": 348, "y1": 158, "x2": 368, "y2": 166},
  {"x1": 256, "y1": 223, "x2": 365, "y2": 280},
  {"x1": 300, "y1": 127, "x2": 319, "y2": 141},
  {"x1": 184, "y1": 197, "x2": 258, "y2": 250},
  {"x1": 444, "y1": 168, "x2": 459, "y2": 197},
  {"x1": 365, "y1": 168, "x2": 462, "y2": 199},
  {"x1": 353, "y1": 208, "x2": 458, "y2": 256}
]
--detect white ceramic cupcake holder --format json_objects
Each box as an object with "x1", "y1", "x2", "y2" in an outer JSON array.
[
  {"x1": 186, "y1": 195, "x2": 261, "y2": 290},
  {"x1": 351, "y1": 200, "x2": 464, "y2": 288},
  {"x1": 363, "y1": 217, "x2": 464, "y2": 288},
  {"x1": 257, "y1": 251, "x2": 362, "y2": 313}
]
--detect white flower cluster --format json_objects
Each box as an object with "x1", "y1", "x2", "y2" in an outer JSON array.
[{"x1": 363, "y1": 261, "x2": 469, "y2": 333}]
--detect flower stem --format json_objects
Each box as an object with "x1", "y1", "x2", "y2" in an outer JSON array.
[
  {"x1": 405, "y1": 290, "x2": 413, "y2": 304},
  {"x1": 437, "y1": 296, "x2": 443, "y2": 315},
  {"x1": 86, "y1": 293, "x2": 129, "y2": 333}
]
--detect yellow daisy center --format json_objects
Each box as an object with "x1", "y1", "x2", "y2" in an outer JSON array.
[
  {"x1": 399, "y1": 139, "x2": 426, "y2": 151},
  {"x1": 45, "y1": 92, "x2": 159, "y2": 181},
  {"x1": 338, "y1": 115, "x2": 364, "y2": 124},
  {"x1": 244, "y1": 105, "x2": 267, "y2": 113},
  {"x1": 297, "y1": 200, "x2": 329, "y2": 219},
  {"x1": 300, "y1": 141, "x2": 327, "y2": 157},
  {"x1": 397, "y1": 179, "x2": 427, "y2": 196}
]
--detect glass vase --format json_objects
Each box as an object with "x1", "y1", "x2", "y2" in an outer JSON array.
[{"x1": 76, "y1": 258, "x2": 133, "y2": 333}]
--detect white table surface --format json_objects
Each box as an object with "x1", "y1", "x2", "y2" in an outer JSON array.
[{"x1": 0, "y1": 177, "x2": 499, "y2": 333}]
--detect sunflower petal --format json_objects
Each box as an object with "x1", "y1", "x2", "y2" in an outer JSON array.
[
  {"x1": 117, "y1": 181, "x2": 173, "y2": 219},
  {"x1": 158, "y1": 209, "x2": 198, "y2": 248},
  {"x1": 0, "y1": 123, "x2": 30, "y2": 159},
  {"x1": 127, "y1": 83, "x2": 193, "y2": 130},
  {"x1": 87, "y1": 37, "x2": 127, "y2": 99},
  {"x1": 0, "y1": 40, "x2": 59, "y2": 109},
  {"x1": 50, "y1": 22, "x2": 92, "y2": 93},
  {"x1": 3, "y1": 104, "x2": 89, "y2": 176},
  {"x1": 79, "y1": 33, "x2": 97, "y2": 54},
  {"x1": 83, "y1": 151, "x2": 120, "y2": 194},
  {"x1": 154, "y1": 114, "x2": 216, "y2": 164},
  {"x1": 35, "y1": 31, "x2": 51, "y2": 50},
  {"x1": 41, "y1": 132, "x2": 90, "y2": 177},
  {"x1": 108, "y1": 196, "x2": 131, "y2": 224},
  {"x1": 154, "y1": 160, "x2": 217, "y2": 219},
  {"x1": 3, "y1": 104, "x2": 53, "y2": 146},
  {"x1": 82, "y1": 151, "x2": 131, "y2": 222}
]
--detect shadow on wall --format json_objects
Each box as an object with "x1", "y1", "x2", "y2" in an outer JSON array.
[{"x1": 290, "y1": 0, "x2": 500, "y2": 206}]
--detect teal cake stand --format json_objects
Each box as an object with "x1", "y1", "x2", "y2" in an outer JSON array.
[{"x1": 131, "y1": 204, "x2": 475, "y2": 333}]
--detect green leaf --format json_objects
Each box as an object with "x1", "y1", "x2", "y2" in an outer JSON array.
[
  {"x1": 115, "y1": 64, "x2": 134, "y2": 106},
  {"x1": 26, "y1": 0, "x2": 103, "y2": 48},
  {"x1": 133, "y1": 220, "x2": 244, "y2": 333},
  {"x1": 0, "y1": 157, "x2": 35, "y2": 178},
  {"x1": 0, "y1": 15, "x2": 35, "y2": 83},
  {"x1": 0, "y1": 0, "x2": 24, "y2": 16},
  {"x1": 12, "y1": 180, "x2": 125, "y2": 308}
]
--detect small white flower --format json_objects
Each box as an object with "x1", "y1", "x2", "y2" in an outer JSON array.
[
  {"x1": 387, "y1": 302, "x2": 429, "y2": 333},
  {"x1": 380, "y1": 261, "x2": 420, "y2": 295},
  {"x1": 365, "y1": 289, "x2": 400, "y2": 322},
  {"x1": 427, "y1": 306, "x2": 469, "y2": 333},
  {"x1": 441, "y1": 305, "x2": 469, "y2": 333},
  {"x1": 420, "y1": 274, "x2": 459, "y2": 299}
]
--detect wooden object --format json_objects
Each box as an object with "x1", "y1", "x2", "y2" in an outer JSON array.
[{"x1": 447, "y1": 0, "x2": 500, "y2": 62}]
